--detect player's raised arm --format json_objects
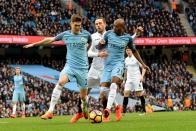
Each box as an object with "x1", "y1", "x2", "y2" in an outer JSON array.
[{"x1": 139, "y1": 62, "x2": 147, "y2": 82}]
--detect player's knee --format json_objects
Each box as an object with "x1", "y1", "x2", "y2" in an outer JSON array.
[
  {"x1": 13, "y1": 102, "x2": 17, "y2": 106},
  {"x1": 110, "y1": 83, "x2": 117, "y2": 91},
  {"x1": 80, "y1": 88, "x2": 87, "y2": 100},
  {"x1": 100, "y1": 87, "x2": 109, "y2": 99},
  {"x1": 124, "y1": 91, "x2": 129, "y2": 97},
  {"x1": 58, "y1": 75, "x2": 69, "y2": 86},
  {"x1": 136, "y1": 91, "x2": 142, "y2": 96}
]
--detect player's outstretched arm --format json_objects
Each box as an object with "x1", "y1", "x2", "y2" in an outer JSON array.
[{"x1": 23, "y1": 37, "x2": 55, "y2": 48}]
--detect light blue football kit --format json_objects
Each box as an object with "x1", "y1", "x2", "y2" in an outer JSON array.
[
  {"x1": 12, "y1": 75, "x2": 26, "y2": 102},
  {"x1": 54, "y1": 30, "x2": 92, "y2": 88},
  {"x1": 100, "y1": 30, "x2": 136, "y2": 83}
]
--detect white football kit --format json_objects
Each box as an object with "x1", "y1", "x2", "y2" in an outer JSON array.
[
  {"x1": 124, "y1": 55, "x2": 143, "y2": 92},
  {"x1": 87, "y1": 31, "x2": 106, "y2": 88}
]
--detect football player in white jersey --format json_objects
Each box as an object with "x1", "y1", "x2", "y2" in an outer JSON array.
[
  {"x1": 122, "y1": 47, "x2": 147, "y2": 115},
  {"x1": 70, "y1": 17, "x2": 108, "y2": 123}
]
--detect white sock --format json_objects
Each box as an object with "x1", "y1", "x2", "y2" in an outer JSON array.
[
  {"x1": 106, "y1": 83, "x2": 118, "y2": 110},
  {"x1": 22, "y1": 103, "x2": 25, "y2": 114},
  {"x1": 48, "y1": 84, "x2": 63, "y2": 113},
  {"x1": 12, "y1": 104, "x2": 17, "y2": 114}
]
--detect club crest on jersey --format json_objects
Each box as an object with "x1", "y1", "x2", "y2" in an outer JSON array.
[{"x1": 81, "y1": 37, "x2": 87, "y2": 43}]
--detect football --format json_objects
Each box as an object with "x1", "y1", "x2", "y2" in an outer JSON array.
[{"x1": 89, "y1": 110, "x2": 103, "y2": 123}]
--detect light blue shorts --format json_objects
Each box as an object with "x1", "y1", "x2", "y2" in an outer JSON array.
[
  {"x1": 60, "y1": 65, "x2": 88, "y2": 88},
  {"x1": 100, "y1": 64, "x2": 124, "y2": 83},
  {"x1": 12, "y1": 90, "x2": 26, "y2": 102}
]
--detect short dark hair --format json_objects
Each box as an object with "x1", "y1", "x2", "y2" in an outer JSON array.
[
  {"x1": 71, "y1": 14, "x2": 82, "y2": 23},
  {"x1": 95, "y1": 17, "x2": 106, "y2": 23}
]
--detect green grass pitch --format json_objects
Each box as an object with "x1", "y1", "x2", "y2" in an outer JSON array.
[{"x1": 0, "y1": 111, "x2": 196, "y2": 131}]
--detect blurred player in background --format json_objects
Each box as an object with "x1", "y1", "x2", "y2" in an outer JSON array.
[
  {"x1": 122, "y1": 48, "x2": 147, "y2": 115},
  {"x1": 10, "y1": 67, "x2": 26, "y2": 118},
  {"x1": 24, "y1": 14, "x2": 91, "y2": 121}
]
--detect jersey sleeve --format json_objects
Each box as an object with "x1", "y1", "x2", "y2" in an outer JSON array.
[
  {"x1": 54, "y1": 31, "x2": 67, "y2": 41},
  {"x1": 88, "y1": 40, "x2": 98, "y2": 57},
  {"x1": 125, "y1": 58, "x2": 128, "y2": 69},
  {"x1": 87, "y1": 33, "x2": 92, "y2": 44},
  {"x1": 103, "y1": 30, "x2": 111, "y2": 44},
  {"x1": 22, "y1": 76, "x2": 28, "y2": 84}
]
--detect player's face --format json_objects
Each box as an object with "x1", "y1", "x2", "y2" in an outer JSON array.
[
  {"x1": 95, "y1": 19, "x2": 106, "y2": 34},
  {"x1": 71, "y1": 22, "x2": 82, "y2": 34},
  {"x1": 126, "y1": 48, "x2": 133, "y2": 56},
  {"x1": 15, "y1": 68, "x2": 21, "y2": 75}
]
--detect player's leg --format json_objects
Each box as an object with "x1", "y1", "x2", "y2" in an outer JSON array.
[
  {"x1": 100, "y1": 83, "x2": 110, "y2": 109},
  {"x1": 75, "y1": 67, "x2": 101, "y2": 116},
  {"x1": 19, "y1": 91, "x2": 26, "y2": 118},
  {"x1": 135, "y1": 82, "x2": 146, "y2": 114},
  {"x1": 87, "y1": 77, "x2": 100, "y2": 95},
  {"x1": 122, "y1": 81, "x2": 132, "y2": 114},
  {"x1": 70, "y1": 69, "x2": 88, "y2": 123},
  {"x1": 11, "y1": 91, "x2": 18, "y2": 118},
  {"x1": 104, "y1": 66, "x2": 124, "y2": 121},
  {"x1": 87, "y1": 66, "x2": 100, "y2": 95},
  {"x1": 99, "y1": 67, "x2": 111, "y2": 122},
  {"x1": 41, "y1": 66, "x2": 70, "y2": 119}
]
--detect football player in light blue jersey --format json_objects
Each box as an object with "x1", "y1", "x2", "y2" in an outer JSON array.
[
  {"x1": 10, "y1": 67, "x2": 26, "y2": 118},
  {"x1": 24, "y1": 14, "x2": 91, "y2": 121},
  {"x1": 97, "y1": 19, "x2": 150, "y2": 122}
]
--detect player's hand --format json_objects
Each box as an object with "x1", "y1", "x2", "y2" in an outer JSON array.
[
  {"x1": 140, "y1": 76, "x2": 144, "y2": 82},
  {"x1": 23, "y1": 44, "x2": 35, "y2": 48},
  {"x1": 99, "y1": 39, "x2": 106, "y2": 45},
  {"x1": 135, "y1": 26, "x2": 144, "y2": 36},
  {"x1": 98, "y1": 50, "x2": 108, "y2": 58},
  {"x1": 143, "y1": 65, "x2": 151, "y2": 73}
]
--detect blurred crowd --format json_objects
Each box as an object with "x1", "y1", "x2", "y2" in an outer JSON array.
[
  {"x1": 83, "y1": 0, "x2": 187, "y2": 37},
  {"x1": 185, "y1": 1, "x2": 196, "y2": 35},
  {"x1": 0, "y1": 0, "x2": 188, "y2": 37}
]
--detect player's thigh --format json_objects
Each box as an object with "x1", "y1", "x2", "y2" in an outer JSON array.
[
  {"x1": 111, "y1": 65, "x2": 124, "y2": 82},
  {"x1": 135, "y1": 82, "x2": 144, "y2": 96},
  {"x1": 133, "y1": 81, "x2": 143, "y2": 93},
  {"x1": 18, "y1": 91, "x2": 26, "y2": 102},
  {"x1": 59, "y1": 65, "x2": 74, "y2": 85},
  {"x1": 124, "y1": 81, "x2": 133, "y2": 94},
  {"x1": 87, "y1": 77, "x2": 100, "y2": 88},
  {"x1": 12, "y1": 91, "x2": 19, "y2": 102},
  {"x1": 75, "y1": 69, "x2": 88, "y2": 89},
  {"x1": 88, "y1": 66, "x2": 100, "y2": 79}
]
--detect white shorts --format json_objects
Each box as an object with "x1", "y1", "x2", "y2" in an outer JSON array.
[
  {"x1": 124, "y1": 80, "x2": 143, "y2": 92},
  {"x1": 88, "y1": 66, "x2": 103, "y2": 88}
]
